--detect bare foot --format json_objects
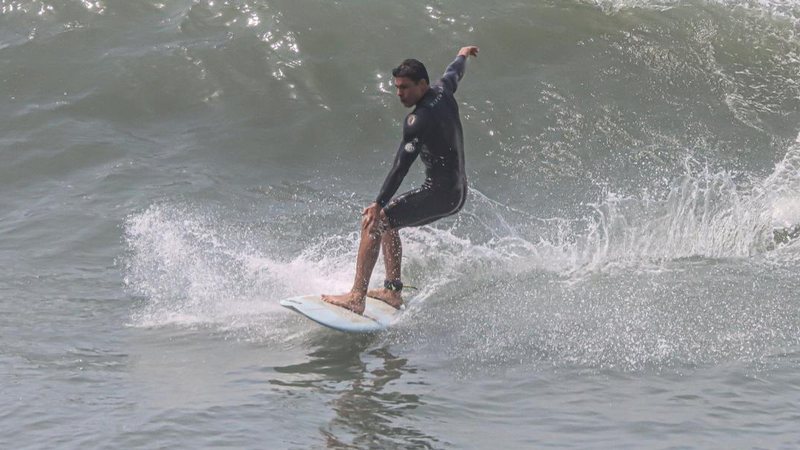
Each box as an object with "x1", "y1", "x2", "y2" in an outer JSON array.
[
  {"x1": 366, "y1": 288, "x2": 403, "y2": 309},
  {"x1": 321, "y1": 292, "x2": 365, "y2": 315}
]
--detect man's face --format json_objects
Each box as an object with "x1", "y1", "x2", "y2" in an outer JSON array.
[{"x1": 394, "y1": 76, "x2": 428, "y2": 108}]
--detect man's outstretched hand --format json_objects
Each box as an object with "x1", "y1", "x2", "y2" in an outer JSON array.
[{"x1": 458, "y1": 46, "x2": 479, "y2": 58}]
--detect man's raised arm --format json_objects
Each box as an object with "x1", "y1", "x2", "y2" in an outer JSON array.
[{"x1": 440, "y1": 46, "x2": 480, "y2": 93}]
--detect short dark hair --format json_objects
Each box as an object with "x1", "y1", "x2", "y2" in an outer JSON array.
[{"x1": 392, "y1": 59, "x2": 429, "y2": 84}]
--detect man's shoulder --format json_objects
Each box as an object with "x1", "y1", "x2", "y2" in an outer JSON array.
[
  {"x1": 409, "y1": 88, "x2": 448, "y2": 123},
  {"x1": 421, "y1": 85, "x2": 448, "y2": 109}
]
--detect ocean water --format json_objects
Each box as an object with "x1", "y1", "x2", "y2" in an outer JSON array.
[{"x1": 2, "y1": 0, "x2": 800, "y2": 447}]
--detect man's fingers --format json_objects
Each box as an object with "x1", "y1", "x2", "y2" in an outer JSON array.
[
  {"x1": 363, "y1": 209, "x2": 377, "y2": 227},
  {"x1": 363, "y1": 203, "x2": 380, "y2": 215},
  {"x1": 460, "y1": 46, "x2": 479, "y2": 58}
]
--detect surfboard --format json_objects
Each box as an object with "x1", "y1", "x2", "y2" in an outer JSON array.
[{"x1": 279, "y1": 295, "x2": 404, "y2": 333}]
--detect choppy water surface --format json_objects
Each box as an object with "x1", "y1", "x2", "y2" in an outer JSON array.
[{"x1": 2, "y1": 0, "x2": 800, "y2": 447}]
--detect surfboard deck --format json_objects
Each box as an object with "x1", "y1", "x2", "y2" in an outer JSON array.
[{"x1": 280, "y1": 294, "x2": 404, "y2": 333}]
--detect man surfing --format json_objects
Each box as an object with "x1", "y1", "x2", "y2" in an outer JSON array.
[{"x1": 323, "y1": 45, "x2": 479, "y2": 314}]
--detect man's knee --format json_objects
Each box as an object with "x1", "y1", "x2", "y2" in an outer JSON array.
[
  {"x1": 381, "y1": 226, "x2": 398, "y2": 239},
  {"x1": 378, "y1": 210, "x2": 397, "y2": 234}
]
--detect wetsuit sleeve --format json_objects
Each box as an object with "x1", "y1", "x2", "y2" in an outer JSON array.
[
  {"x1": 375, "y1": 110, "x2": 428, "y2": 207},
  {"x1": 439, "y1": 55, "x2": 467, "y2": 94}
]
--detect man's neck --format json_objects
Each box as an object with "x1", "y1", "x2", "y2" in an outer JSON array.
[{"x1": 415, "y1": 87, "x2": 433, "y2": 106}]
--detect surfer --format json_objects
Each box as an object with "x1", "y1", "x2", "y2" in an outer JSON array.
[{"x1": 323, "y1": 46, "x2": 480, "y2": 314}]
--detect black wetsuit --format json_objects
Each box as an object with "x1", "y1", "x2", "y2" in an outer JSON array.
[{"x1": 377, "y1": 55, "x2": 469, "y2": 229}]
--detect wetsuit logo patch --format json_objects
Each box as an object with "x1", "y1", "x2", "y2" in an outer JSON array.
[
  {"x1": 407, "y1": 114, "x2": 416, "y2": 126},
  {"x1": 404, "y1": 140, "x2": 416, "y2": 153}
]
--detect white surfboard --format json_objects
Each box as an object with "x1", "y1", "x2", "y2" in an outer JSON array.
[{"x1": 280, "y1": 295, "x2": 404, "y2": 333}]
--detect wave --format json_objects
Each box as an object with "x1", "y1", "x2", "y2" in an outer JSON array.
[
  {"x1": 122, "y1": 133, "x2": 800, "y2": 373},
  {"x1": 123, "y1": 131, "x2": 800, "y2": 321}
]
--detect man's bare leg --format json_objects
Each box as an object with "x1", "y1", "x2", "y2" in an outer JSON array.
[
  {"x1": 322, "y1": 209, "x2": 385, "y2": 314},
  {"x1": 367, "y1": 228, "x2": 404, "y2": 309}
]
